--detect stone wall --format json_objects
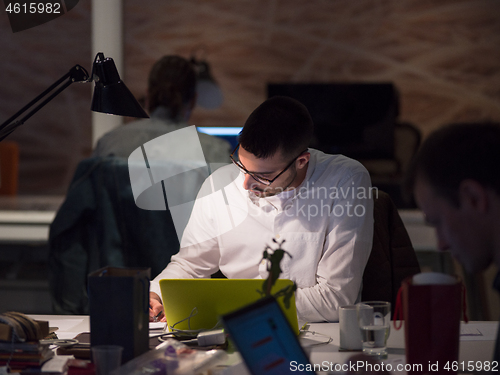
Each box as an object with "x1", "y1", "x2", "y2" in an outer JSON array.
[{"x1": 0, "y1": 0, "x2": 499, "y2": 194}]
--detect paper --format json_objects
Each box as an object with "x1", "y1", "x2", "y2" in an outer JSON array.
[
  {"x1": 460, "y1": 322, "x2": 498, "y2": 341},
  {"x1": 460, "y1": 326, "x2": 482, "y2": 336},
  {"x1": 48, "y1": 319, "x2": 85, "y2": 332},
  {"x1": 149, "y1": 322, "x2": 166, "y2": 338},
  {"x1": 149, "y1": 322, "x2": 165, "y2": 330},
  {"x1": 41, "y1": 355, "x2": 73, "y2": 372}
]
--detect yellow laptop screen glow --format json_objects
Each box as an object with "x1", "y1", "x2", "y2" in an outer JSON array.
[{"x1": 159, "y1": 278, "x2": 299, "y2": 334}]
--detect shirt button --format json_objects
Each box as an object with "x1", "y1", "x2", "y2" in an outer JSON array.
[{"x1": 275, "y1": 234, "x2": 280, "y2": 239}]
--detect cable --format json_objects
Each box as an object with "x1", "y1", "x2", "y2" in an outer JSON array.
[
  {"x1": 299, "y1": 330, "x2": 333, "y2": 347},
  {"x1": 174, "y1": 329, "x2": 226, "y2": 347},
  {"x1": 157, "y1": 307, "x2": 224, "y2": 342}
]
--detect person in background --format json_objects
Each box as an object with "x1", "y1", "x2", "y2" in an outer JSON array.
[
  {"x1": 92, "y1": 55, "x2": 231, "y2": 163},
  {"x1": 345, "y1": 122, "x2": 500, "y2": 374},
  {"x1": 405, "y1": 122, "x2": 500, "y2": 361},
  {"x1": 150, "y1": 96, "x2": 374, "y2": 323}
]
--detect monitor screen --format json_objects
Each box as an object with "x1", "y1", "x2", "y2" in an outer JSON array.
[
  {"x1": 267, "y1": 83, "x2": 397, "y2": 159},
  {"x1": 197, "y1": 126, "x2": 242, "y2": 149}
]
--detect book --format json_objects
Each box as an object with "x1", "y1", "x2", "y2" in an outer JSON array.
[
  {"x1": 0, "y1": 323, "x2": 12, "y2": 342},
  {"x1": 0, "y1": 342, "x2": 53, "y2": 369}
]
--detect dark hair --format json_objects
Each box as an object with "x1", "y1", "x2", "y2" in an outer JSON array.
[
  {"x1": 404, "y1": 122, "x2": 500, "y2": 207},
  {"x1": 147, "y1": 55, "x2": 196, "y2": 120},
  {"x1": 238, "y1": 96, "x2": 314, "y2": 159}
]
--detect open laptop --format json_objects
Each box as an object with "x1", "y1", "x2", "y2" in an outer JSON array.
[
  {"x1": 159, "y1": 279, "x2": 299, "y2": 334},
  {"x1": 222, "y1": 296, "x2": 314, "y2": 375}
]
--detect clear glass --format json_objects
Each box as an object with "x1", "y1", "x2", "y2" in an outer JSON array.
[
  {"x1": 356, "y1": 301, "x2": 391, "y2": 359},
  {"x1": 92, "y1": 345, "x2": 123, "y2": 375}
]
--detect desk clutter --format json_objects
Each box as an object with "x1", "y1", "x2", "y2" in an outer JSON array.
[{"x1": 0, "y1": 312, "x2": 53, "y2": 371}]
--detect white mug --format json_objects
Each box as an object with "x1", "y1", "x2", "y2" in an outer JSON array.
[{"x1": 339, "y1": 305, "x2": 363, "y2": 351}]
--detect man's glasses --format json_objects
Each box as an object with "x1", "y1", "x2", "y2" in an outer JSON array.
[{"x1": 230, "y1": 144, "x2": 307, "y2": 186}]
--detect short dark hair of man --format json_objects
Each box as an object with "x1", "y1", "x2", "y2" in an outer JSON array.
[
  {"x1": 147, "y1": 55, "x2": 196, "y2": 120},
  {"x1": 405, "y1": 122, "x2": 500, "y2": 207},
  {"x1": 239, "y1": 96, "x2": 314, "y2": 160}
]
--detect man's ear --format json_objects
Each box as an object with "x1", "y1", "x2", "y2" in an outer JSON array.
[
  {"x1": 297, "y1": 152, "x2": 310, "y2": 170},
  {"x1": 458, "y1": 179, "x2": 489, "y2": 214}
]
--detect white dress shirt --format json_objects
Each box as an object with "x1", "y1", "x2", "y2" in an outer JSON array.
[{"x1": 151, "y1": 149, "x2": 374, "y2": 322}]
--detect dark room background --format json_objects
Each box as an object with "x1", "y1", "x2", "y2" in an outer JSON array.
[{"x1": 0, "y1": 0, "x2": 499, "y2": 195}]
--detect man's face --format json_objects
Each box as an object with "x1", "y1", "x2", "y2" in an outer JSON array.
[
  {"x1": 237, "y1": 146, "x2": 300, "y2": 198},
  {"x1": 414, "y1": 176, "x2": 493, "y2": 273}
]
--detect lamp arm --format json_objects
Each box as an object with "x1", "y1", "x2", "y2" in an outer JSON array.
[{"x1": 0, "y1": 65, "x2": 89, "y2": 141}]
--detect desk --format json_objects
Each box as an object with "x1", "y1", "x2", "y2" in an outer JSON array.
[
  {"x1": 306, "y1": 321, "x2": 498, "y2": 375},
  {"x1": 28, "y1": 315, "x2": 497, "y2": 375},
  {"x1": 0, "y1": 196, "x2": 63, "y2": 313},
  {"x1": 398, "y1": 210, "x2": 436, "y2": 252},
  {"x1": 0, "y1": 195, "x2": 63, "y2": 244},
  {"x1": 398, "y1": 209, "x2": 496, "y2": 321}
]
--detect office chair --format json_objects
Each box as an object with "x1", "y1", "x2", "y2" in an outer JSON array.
[
  {"x1": 361, "y1": 190, "x2": 421, "y2": 316},
  {"x1": 362, "y1": 122, "x2": 422, "y2": 208},
  {"x1": 48, "y1": 156, "x2": 180, "y2": 314}
]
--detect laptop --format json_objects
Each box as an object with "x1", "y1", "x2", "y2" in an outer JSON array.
[
  {"x1": 159, "y1": 279, "x2": 299, "y2": 334},
  {"x1": 222, "y1": 296, "x2": 314, "y2": 375}
]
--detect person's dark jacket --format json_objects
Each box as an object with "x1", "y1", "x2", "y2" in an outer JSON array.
[{"x1": 49, "y1": 157, "x2": 179, "y2": 314}]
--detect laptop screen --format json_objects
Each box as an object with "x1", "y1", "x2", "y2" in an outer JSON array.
[
  {"x1": 159, "y1": 279, "x2": 299, "y2": 334},
  {"x1": 222, "y1": 296, "x2": 314, "y2": 375}
]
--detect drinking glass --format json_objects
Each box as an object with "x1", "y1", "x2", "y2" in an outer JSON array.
[{"x1": 356, "y1": 301, "x2": 391, "y2": 359}]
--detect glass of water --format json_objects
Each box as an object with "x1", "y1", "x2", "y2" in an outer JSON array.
[{"x1": 356, "y1": 301, "x2": 391, "y2": 359}]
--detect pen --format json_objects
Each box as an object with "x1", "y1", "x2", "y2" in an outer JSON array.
[
  {"x1": 153, "y1": 309, "x2": 163, "y2": 322},
  {"x1": 149, "y1": 304, "x2": 164, "y2": 322}
]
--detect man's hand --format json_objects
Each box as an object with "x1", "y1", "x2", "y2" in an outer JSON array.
[{"x1": 149, "y1": 292, "x2": 166, "y2": 322}]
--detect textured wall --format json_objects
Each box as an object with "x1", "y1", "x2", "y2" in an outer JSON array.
[
  {"x1": 0, "y1": 1, "x2": 91, "y2": 194},
  {"x1": 0, "y1": 0, "x2": 499, "y2": 194},
  {"x1": 123, "y1": 0, "x2": 500, "y2": 137}
]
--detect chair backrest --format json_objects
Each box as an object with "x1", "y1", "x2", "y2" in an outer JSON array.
[
  {"x1": 394, "y1": 122, "x2": 421, "y2": 176},
  {"x1": 361, "y1": 190, "x2": 421, "y2": 315},
  {"x1": 0, "y1": 141, "x2": 19, "y2": 195},
  {"x1": 49, "y1": 157, "x2": 180, "y2": 314}
]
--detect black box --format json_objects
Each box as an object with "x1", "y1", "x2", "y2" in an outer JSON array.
[{"x1": 88, "y1": 267, "x2": 150, "y2": 363}]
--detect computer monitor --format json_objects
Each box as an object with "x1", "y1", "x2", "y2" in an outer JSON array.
[
  {"x1": 267, "y1": 83, "x2": 397, "y2": 160},
  {"x1": 197, "y1": 126, "x2": 242, "y2": 149}
]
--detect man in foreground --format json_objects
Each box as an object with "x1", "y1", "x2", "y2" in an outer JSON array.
[
  {"x1": 345, "y1": 122, "x2": 500, "y2": 374},
  {"x1": 405, "y1": 122, "x2": 500, "y2": 361}
]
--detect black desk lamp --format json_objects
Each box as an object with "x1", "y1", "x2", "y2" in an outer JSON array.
[{"x1": 0, "y1": 52, "x2": 149, "y2": 142}]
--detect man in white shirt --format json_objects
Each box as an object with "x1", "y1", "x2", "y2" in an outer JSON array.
[{"x1": 150, "y1": 96, "x2": 374, "y2": 322}]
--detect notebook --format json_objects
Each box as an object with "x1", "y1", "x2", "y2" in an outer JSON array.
[
  {"x1": 159, "y1": 279, "x2": 299, "y2": 334},
  {"x1": 222, "y1": 296, "x2": 314, "y2": 375}
]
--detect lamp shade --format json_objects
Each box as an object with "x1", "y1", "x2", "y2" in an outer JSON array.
[{"x1": 91, "y1": 56, "x2": 149, "y2": 118}]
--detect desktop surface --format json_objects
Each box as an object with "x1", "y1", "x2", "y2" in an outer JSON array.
[{"x1": 28, "y1": 314, "x2": 497, "y2": 375}]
